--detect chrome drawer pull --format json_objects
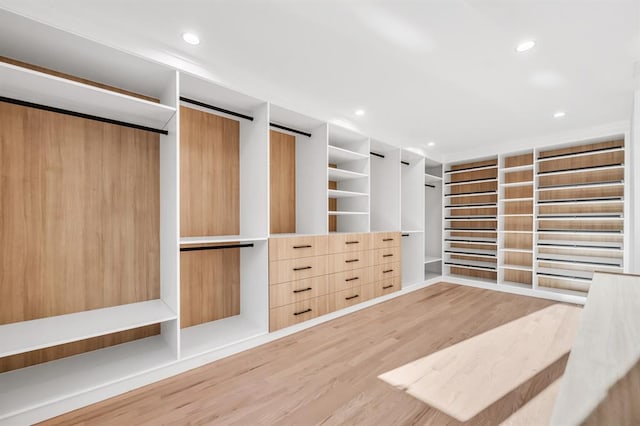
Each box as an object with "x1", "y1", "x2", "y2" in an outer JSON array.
[
  {"x1": 293, "y1": 266, "x2": 312, "y2": 271},
  {"x1": 383, "y1": 238, "x2": 393, "y2": 242},
  {"x1": 346, "y1": 241, "x2": 359, "y2": 244},
  {"x1": 345, "y1": 294, "x2": 359, "y2": 300},
  {"x1": 293, "y1": 245, "x2": 312, "y2": 249},
  {"x1": 383, "y1": 254, "x2": 393, "y2": 257},
  {"x1": 383, "y1": 269, "x2": 393, "y2": 273},
  {"x1": 382, "y1": 284, "x2": 394, "y2": 290},
  {"x1": 345, "y1": 277, "x2": 359, "y2": 282},
  {"x1": 345, "y1": 259, "x2": 359, "y2": 263},
  {"x1": 293, "y1": 287, "x2": 312, "y2": 293},
  {"x1": 294, "y1": 308, "x2": 312, "y2": 316}
]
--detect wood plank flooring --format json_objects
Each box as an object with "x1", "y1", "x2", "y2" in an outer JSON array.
[{"x1": 42, "y1": 283, "x2": 574, "y2": 425}]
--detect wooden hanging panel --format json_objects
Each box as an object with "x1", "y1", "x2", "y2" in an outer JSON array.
[
  {"x1": 0, "y1": 102, "x2": 160, "y2": 325},
  {"x1": 180, "y1": 106, "x2": 240, "y2": 237},
  {"x1": 269, "y1": 130, "x2": 296, "y2": 233}
]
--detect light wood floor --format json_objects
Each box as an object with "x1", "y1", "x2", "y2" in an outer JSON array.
[{"x1": 42, "y1": 283, "x2": 572, "y2": 425}]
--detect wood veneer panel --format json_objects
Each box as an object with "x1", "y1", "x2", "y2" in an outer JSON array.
[
  {"x1": 449, "y1": 181, "x2": 497, "y2": 195},
  {"x1": 504, "y1": 252, "x2": 532, "y2": 267},
  {"x1": 449, "y1": 220, "x2": 497, "y2": 230},
  {"x1": 505, "y1": 169, "x2": 533, "y2": 184},
  {"x1": 537, "y1": 233, "x2": 623, "y2": 244},
  {"x1": 0, "y1": 325, "x2": 160, "y2": 373},
  {"x1": 450, "y1": 243, "x2": 496, "y2": 251},
  {"x1": 180, "y1": 247, "x2": 240, "y2": 328},
  {"x1": 449, "y1": 194, "x2": 497, "y2": 205},
  {"x1": 538, "y1": 202, "x2": 623, "y2": 216},
  {"x1": 503, "y1": 269, "x2": 532, "y2": 285},
  {"x1": 538, "y1": 247, "x2": 622, "y2": 260},
  {"x1": 0, "y1": 102, "x2": 160, "y2": 325},
  {"x1": 269, "y1": 130, "x2": 296, "y2": 234},
  {"x1": 0, "y1": 56, "x2": 159, "y2": 103},
  {"x1": 450, "y1": 254, "x2": 496, "y2": 264},
  {"x1": 505, "y1": 216, "x2": 533, "y2": 231},
  {"x1": 450, "y1": 231, "x2": 497, "y2": 239},
  {"x1": 505, "y1": 153, "x2": 533, "y2": 168},
  {"x1": 538, "y1": 168, "x2": 624, "y2": 188},
  {"x1": 537, "y1": 276, "x2": 590, "y2": 293},
  {"x1": 503, "y1": 233, "x2": 533, "y2": 250},
  {"x1": 450, "y1": 267, "x2": 497, "y2": 281},
  {"x1": 538, "y1": 151, "x2": 624, "y2": 174},
  {"x1": 449, "y1": 207, "x2": 497, "y2": 216},
  {"x1": 505, "y1": 185, "x2": 533, "y2": 199},
  {"x1": 450, "y1": 159, "x2": 497, "y2": 171},
  {"x1": 538, "y1": 140, "x2": 623, "y2": 159},
  {"x1": 538, "y1": 185, "x2": 623, "y2": 201},
  {"x1": 504, "y1": 200, "x2": 533, "y2": 215},
  {"x1": 180, "y1": 106, "x2": 240, "y2": 238},
  {"x1": 538, "y1": 220, "x2": 623, "y2": 232},
  {"x1": 328, "y1": 180, "x2": 337, "y2": 232},
  {"x1": 448, "y1": 168, "x2": 497, "y2": 183}
]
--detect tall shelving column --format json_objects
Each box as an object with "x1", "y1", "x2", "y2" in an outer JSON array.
[
  {"x1": 424, "y1": 159, "x2": 443, "y2": 280},
  {"x1": 498, "y1": 151, "x2": 534, "y2": 288},
  {"x1": 401, "y1": 149, "x2": 426, "y2": 287},
  {"x1": 535, "y1": 139, "x2": 625, "y2": 294},
  {"x1": 370, "y1": 140, "x2": 401, "y2": 232},
  {"x1": 443, "y1": 157, "x2": 498, "y2": 283}
]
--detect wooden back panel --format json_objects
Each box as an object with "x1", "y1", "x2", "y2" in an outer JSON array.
[
  {"x1": 180, "y1": 106, "x2": 240, "y2": 237},
  {"x1": 0, "y1": 102, "x2": 160, "y2": 325},
  {"x1": 270, "y1": 130, "x2": 296, "y2": 234}
]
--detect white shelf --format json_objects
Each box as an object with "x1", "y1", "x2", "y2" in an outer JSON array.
[
  {"x1": 180, "y1": 235, "x2": 268, "y2": 245},
  {"x1": 424, "y1": 256, "x2": 442, "y2": 264},
  {"x1": 0, "y1": 62, "x2": 176, "y2": 131},
  {"x1": 0, "y1": 300, "x2": 176, "y2": 358},
  {"x1": 180, "y1": 315, "x2": 267, "y2": 359},
  {"x1": 445, "y1": 248, "x2": 496, "y2": 257},
  {"x1": 538, "y1": 182, "x2": 623, "y2": 191},
  {"x1": 424, "y1": 173, "x2": 442, "y2": 184},
  {"x1": 328, "y1": 211, "x2": 368, "y2": 216},
  {"x1": 446, "y1": 178, "x2": 496, "y2": 186},
  {"x1": 0, "y1": 335, "x2": 175, "y2": 419},
  {"x1": 445, "y1": 259, "x2": 497, "y2": 270},
  {"x1": 328, "y1": 145, "x2": 368, "y2": 163},
  {"x1": 537, "y1": 239, "x2": 623, "y2": 250},
  {"x1": 500, "y1": 181, "x2": 533, "y2": 187},
  {"x1": 536, "y1": 198, "x2": 624, "y2": 207},
  {"x1": 501, "y1": 164, "x2": 533, "y2": 172},
  {"x1": 445, "y1": 165, "x2": 497, "y2": 174},
  {"x1": 502, "y1": 197, "x2": 534, "y2": 202},
  {"x1": 537, "y1": 147, "x2": 624, "y2": 162},
  {"x1": 537, "y1": 253, "x2": 623, "y2": 268},
  {"x1": 537, "y1": 267, "x2": 593, "y2": 281},
  {"x1": 327, "y1": 189, "x2": 368, "y2": 198},
  {"x1": 402, "y1": 230, "x2": 424, "y2": 234},
  {"x1": 500, "y1": 248, "x2": 533, "y2": 253},
  {"x1": 501, "y1": 264, "x2": 533, "y2": 271},
  {"x1": 328, "y1": 167, "x2": 368, "y2": 181},
  {"x1": 536, "y1": 164, "x2": 624, "y2": 177}
]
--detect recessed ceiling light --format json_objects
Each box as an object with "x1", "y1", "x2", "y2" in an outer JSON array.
[
  {"x1": 553, "y1": 111, "x2": 566, "y2": 118},
  {"x1": 515, "y1": 40, "x2": 536, "y2": 53},
  {"x1": 427, "y1": 142, "x2": 436, "y2": 147},
  {"x1": 182, "y1": 32, "x2": 200, "y2": 45},
  {"x1": 355, "y1": 109, "x2": 365, "y2": 116}
]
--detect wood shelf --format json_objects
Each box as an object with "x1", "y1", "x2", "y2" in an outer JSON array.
[
  {"x1": 0, "y1": 61, "x2": 176, "y2": 131},
  {"x1": 180, "y1": 235, "x2": 268, "y2": 245},
  {"x1": 327, "y1": 189, "x2": 368, "y2": 198},
  {"x1": 537, "y1": 253, "x2": 622, "y2": 268},
  {"x1": 328, "y1": 145, "x2": 368, "y2": 163},
  {"x1": 0, "y1": 300, "x2": 176, "y2": 358},
  {"x1": 328, "y1": 167, "x2": 368, "y2": 181}
]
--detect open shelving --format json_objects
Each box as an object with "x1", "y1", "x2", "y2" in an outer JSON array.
[
  {"x1": 424, "y1": 158, "x2": 443, "y2": 281},
  {"x1": 370, "y1": 140, "x2": 401, "y2": 232},
  {"x1": 401, "y1": 149, "x2": 426, "y2": 287}
]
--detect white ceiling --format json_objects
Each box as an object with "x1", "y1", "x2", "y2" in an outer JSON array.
[{"x1": 0, "y1": 0, "x2": 638, "y2": 159}]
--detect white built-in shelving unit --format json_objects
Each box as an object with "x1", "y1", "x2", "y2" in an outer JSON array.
[
  {"x1": 424, "y1": 159, "x2": 443, "y2": 281},
  {"x1": 401, "y1": 149, "x2": 426, "y2": 287}
]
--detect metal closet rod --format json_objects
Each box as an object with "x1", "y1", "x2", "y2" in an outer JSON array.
[
  {"x1": 401, "y1": 161, "x2": 410, "y2": 166},
  {"x1": 425, "y1": 184, "x2": 436, "y2": 188},
  {"x1": 180, "y1": 243, "x2": 254, "y2": 252},
  {"x1": 180, "y1": 96, "x2": 254, "y2": 121},
  {"x1": 270, "y1": 122, "x2": 311, "y2": 137},
  {"x1": 370, "y1": 151, "x2": 385, "y2": 159},
  {"x1": 0, "y1": 96, "x2": 169, "y2": 135}
]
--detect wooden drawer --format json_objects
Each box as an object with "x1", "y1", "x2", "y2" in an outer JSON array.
[
  {"x1": 328, "y1": 267, "x2": 374, "y2": 293},
  {"x1": 373, "y1": 247, "x2": 401, "y2": 265},
  {"x1": 331, "y1": 286, "x2": 365, "y2": 311},
  {"x1": 269, "y1": 256, "x2": 327, "y2": 285},
  {"x1": 268, "y1": 235, "x2": 328, "y2": 261},
  {"x1": 328, "y1": 233, "x2": 372, "y2": 253},
  {"x1": 360, "y1": 282, "x2": 375, "y2": 302},
  {"x1": 269, "y1": 276, "x2": 329, "y2": 308},
  {"x1": 372, "y1": 232, "x2": 401, "y2": 249},
  {"x1": 327, "y1": 250, "x2": 374, "y2": 274},
  {"x1": 373, "y1": 262, "x2": 401, "y2": 281},
  {"x1": 269, "y1": 295, "x2": 330, "y2": 332},
  {"x1": 373, "y1": 276, "x2": 401, "y2": 297}
]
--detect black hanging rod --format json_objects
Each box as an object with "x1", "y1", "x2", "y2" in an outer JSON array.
[
  {"x1": 180, "y1": 96, "x2": 253, "y2": 121},
  {"x1": 270, "y1": 122, "x2": 311, "y2": 137},
  {"x1": 370, "y1": 151, "x2": 385, "y2": 159},
  {"x1": 425, "y1": 184, "x2": 436, "y2": 188},
  {"x1": 0, "y1": 96, "x2": 168, "y2": 135},
  {"x1": 537, "y1": 163, "x2": 623, "y2": 175},
  {"x1": 402, "y1": 233, "x2": 410, "y2": 237},
  {"x1": 180, "y1": 243, "x2": 254, "y2": 252},
  {"x1": 401, "y1": 161, "x2": 410, "y2": 166}
]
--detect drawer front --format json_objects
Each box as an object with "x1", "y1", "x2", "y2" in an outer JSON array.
[
  {"x1": 373, "y1": 247, "x2": 401, "y2": 265},
  {"x1": 373, "y1": 276, "x2": 401, "y2": 297},
  {"x1": 331, "y1": 286, "x2": 364, "y2": 311},
  {"x1": 269, "y1": 276, "x2": 329, "y2": 308},
  {"x1": 327, "y1": 251, "x2": 373, "y2": 274},
  {"x1": 372, "y1": 232, "x2": 401, "y2": 249},
  {"x1": 269, "y1": 256, "x2": 328, "y2": 285},
  {"x1": 269, "y1": 295, "x2": 330, "y2": 332},
  {"x1": 360, "y1": 283, "x2": 375, "y2": 302},
  {"x1": 269, "y1": 235, "x2": 328, "y2": 261},
  {"x1": 373, "y1": 261, "x2": 401, "y2": 281},
  {"x1": 328, "y1": 233, "x2": 372, "y2": 253},
  {"x1": 328, "y1": 267, "x2": 374, "y2": 293}
]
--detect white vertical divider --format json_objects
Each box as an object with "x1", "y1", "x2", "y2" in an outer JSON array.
[
  {"x1": 297, "y1": 123, "x2": 329, "y2": 234},
  {"x1": 240, "y1": 102, "x2": 269, "y2": 238},
  {"x1": 159, "y1": 70, "x2": 180, "y2": 358},
  {"x1": 532, "y1": 148, "x2": 540, "y2": 290},
  {"x1": 497, "y1": 154, "x2": 504, "y2": 284},
  {"x1": 623, "y1": 129, "x2": 632, "y2": 272}
]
